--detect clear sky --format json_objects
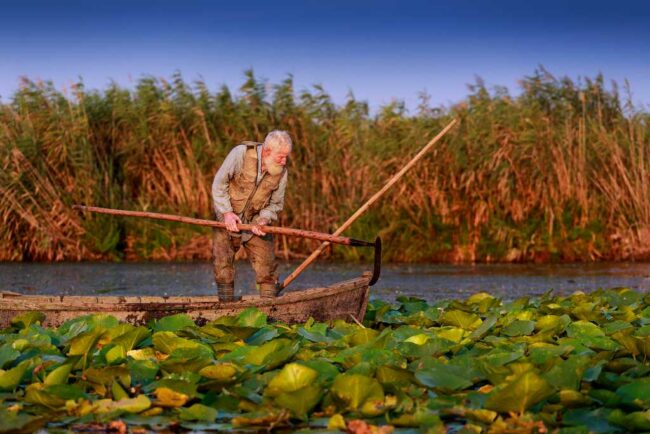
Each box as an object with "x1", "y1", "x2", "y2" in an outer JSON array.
[{"x1": 1, "y1": 0, "x2": 649, "y2": 111}]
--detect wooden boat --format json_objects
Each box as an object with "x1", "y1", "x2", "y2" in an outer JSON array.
[
  {"x1": 0, "y1": 239, "x2": 381, "y2": 327},
  {"x1": 0, "y1": 273, "x2": 373, "y2": 327}
]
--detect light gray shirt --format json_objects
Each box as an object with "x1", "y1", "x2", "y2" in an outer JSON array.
[{"x1": 211, "y1": 144, "x2": 288, "y2": 225}]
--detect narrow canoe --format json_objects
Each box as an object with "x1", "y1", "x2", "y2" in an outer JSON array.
[{"x1": 0, "y1": 272, "x2": 372, "y2": 327}]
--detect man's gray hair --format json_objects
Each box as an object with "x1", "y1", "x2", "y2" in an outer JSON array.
[{"x1": 263, "y1": 130, "x2": 292, "y2": 151}]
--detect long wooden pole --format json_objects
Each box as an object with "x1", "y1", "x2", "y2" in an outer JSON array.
[
  {"x1": 280, "y1": 118, "x2": 458, "y2": 290},
  {"x1": 73, "y1": 205, "x2": 373, "y2": 247}
]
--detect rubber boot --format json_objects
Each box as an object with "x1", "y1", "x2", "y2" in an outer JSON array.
[
  {"x1": 217, "y1": 282, "x2": 236, "y2": 302},
  {"x1": 259, "y1": 282, "x2": 279, "y2": 298}
]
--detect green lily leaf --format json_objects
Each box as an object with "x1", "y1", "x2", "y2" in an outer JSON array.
[
  {"x1": 562, "y1": 408, "x2": 623, "y2": 433},
  {"x1": 297, "y1": 327, "x2": 335, "y2": 343},
  {"x1": 43, "y1": 363, "x2": 73, "y2": 385},
  {"x1": 347, "y1": 328, "x2": 380, "y2": 346},
  {"x1": 154, "y1": 386, "x2": 189, "y2": 407},
  {"x1": 160, "y1": 346, "x2": 213, "y2": 374},
  {"x1": 146, "y1": 378, "x2": 198, "y2": 398},
  {"x1": 485, "y1": 371, "x2": 554, "y2": 413},
  {"x1": 0, "y1": 409, "x2": 45, "y2": 432},
  {"x1": 10, "y1": 311, "x2": 45, "y2": 329},
  {"x1": 298, "y1": 360, "x2": 340, "y2": 385},
  {"x1": 240, "y1": 339, "x2": 299, "y2": 369},
  {"x1": 112, "y1": 380, "x2": 129, "y2": 400},
  {"x1": 0, "y1": 344, "x2": 21, "y2": 369},
  {"x1": 566, "y1": 321, "x2": 620, "y2": 351},
  {"x1": 68, "y1": 329, "x2": 106, "y2": 368},
  {"x1": 95, "y1": 394, "x2": 152, "y2": 413},
  {"x1": 535, "y1": 314, "x2": 571, "y2": 332},
  {"x1": 528, "y1": 344, "x2": 573, "y2": 364},
  {"x1": 128, "y1": 359, "x2": 159, "y2": 386},
  {"x1": 0, "y1": 360, "x2": 30, "y2": 391},
  {"x1": 179, "y1": 403, "x2": 218, "y2": 421},
  {"x1": 266, "y1": 363, "x2": 319, "y2": 397},
  {"x1": 501, "y1": 320, "x2": 535, "y2": 337},
  {"x1": 199, "y1": 362, "x2": 241, "y2": 383},
  {"x1": 376, "y1": 365, "x2": 414, "y2": 387},
  {"x1": 608, "y1": 409, "x2": 650, "y2": 431},
  {"x1": 152, "y1": 331, "x2": 213, "y2": 355},
  {"x1": 106, "y1": 345, "x2": 127, "y2": 365},
  {"x1": 469, "y1": 314, "x2": 498, "y2": 340},
  {"x1": 330, "y1": 373, "x2": 384, "y2": 411},
  {"x1": 84, "y1": 366, "x2": 131, "y2": 388},
  {"x1": 543, "y1": 356, "x2": 590, "y2": 390},
  {"x1": 25, "y1": 383, "x2": 87, "y2": 408},
  {"x1": 127, "y1": 347, "x2": 157, "y2": 360},
  {"x1": 245, "y1": 326, "x2": 279, "y2": 345},
  {"x1": 236, "y1": 308, "x2": 268, "y2": 328},
  {"x1": 274, "y1": 384, "x2": 323, "y2": 420},
  {"x1": 151, "y1": 314, "x2": 195, "y2": 332},
  {"x1": 615, "y1": 379, "x2": 650, "y2": 409},
  {"x1": 439, "y1": 310, "x2": 482, "y2": 330},
  {"x1": 112, "y1": 326, "x2": 150, "y2": 351},
  {"x1": 415, "y1": 363, "x2": 473, "y2": 391}
]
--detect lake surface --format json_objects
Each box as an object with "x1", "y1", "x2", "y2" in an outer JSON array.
[{"x1": 2, "y1": 261, "x2": 650, "y2": 302}]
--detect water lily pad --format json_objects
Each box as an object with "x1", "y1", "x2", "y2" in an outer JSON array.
[
  {"x1": 160, "y1": 346, "x2": 213, "y2": 373},
  {"x1": 199, "y1": 362, "x2": 241, "y2": 383},
  {"x1": 501, "y1": 320, "x2": 535, "y2": 337},
  {"x1": 179, "y1": 403, "x2": 218, "y2": 421},
  {"x1": 0, "y1": 360, "x2": 30, "y2": 391},
  {"x1": 330, "y1": 373, "x2": 384, "y2": 411},
  {"x1": 152, "y1": 331, "x2": 213, "y2": 355},
  {"x1": 415, "y1": 363, "x2": 473, "y2": 391},
  {"x1": 236, "y1": 308, "x2": 268, "y2": 328},
  {"x1": 112, "y1": 326, "x2": 150, "y2": 351},
  {"x1": 154, "y1": 386, "x2": 189, "y2": 407},
  {"x1": 439, "y1": 310, "x2": 482, "y2": 330},
  {"x1": 43, "y1": 363, "x2": 72, "y2": 385},
  {"x1": 11, "y1": 311, "x2": 45, "y2": 329},
  {"x1": 274, "y1": 384, "x2": 323, "y2": 419},
  {"x1": 485, "y1": 371, "x2": 554, "y2": 413},
  {"x1": 266, "y1": 363, "x2": 318, "y2": 397},
  {"x1": 0, "y1": 344, "x2": 21, "y2": 369},
  {"x1": 242, "y1": 339, "x2": 299, "y2": 369},
  {"x1": 128, "y1": 359, "x2": 159, "y2": 386},
  {"x1": 616, "y1": 379, "x2": 650, "y2": 409},
  {"x1": 151, "y1": 314, "x2": 195, "y2": 332}
]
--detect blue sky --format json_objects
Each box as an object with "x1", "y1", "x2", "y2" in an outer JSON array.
[{"x1": 1, "y1": 0, "x2": 649, "y2": 111}]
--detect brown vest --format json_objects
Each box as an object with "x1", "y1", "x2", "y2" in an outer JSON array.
[{"x1": 229, "y1": 142, "x2": 285, "y2": 222}]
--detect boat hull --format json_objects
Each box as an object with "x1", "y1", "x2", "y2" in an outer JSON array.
[{"x1": 0, "y1": 273, "x2": 371, "y2": 327}]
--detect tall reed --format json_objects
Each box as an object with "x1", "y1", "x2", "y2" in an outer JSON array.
[{"x1": 1, "y1": 69, "x2": 648, "y2": 262}]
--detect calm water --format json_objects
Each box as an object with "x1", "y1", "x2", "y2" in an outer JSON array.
[{"x1": 1, "y1": 261, "x2": 650, "y2": 302}]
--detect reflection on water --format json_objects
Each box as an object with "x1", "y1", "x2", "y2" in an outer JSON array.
[{"x1": 1, "y1": 261, "x2": 649, "y2": 302}]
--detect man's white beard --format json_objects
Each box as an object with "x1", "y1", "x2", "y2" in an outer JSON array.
[{"x1": 265, "y1": 160, "x2": 284, "y2": 176}]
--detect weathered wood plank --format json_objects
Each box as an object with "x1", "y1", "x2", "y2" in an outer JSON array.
[{"x1": 0, "y1": 273, "x2": 372, "y2": 327}]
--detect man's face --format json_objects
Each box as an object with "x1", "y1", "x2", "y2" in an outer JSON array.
[
  {"x1": 270, "y1": 146, "x2": 290, "y2": 167},
  {"x1": 263, "y1": 145, "x2": 291, "y2": 175}
]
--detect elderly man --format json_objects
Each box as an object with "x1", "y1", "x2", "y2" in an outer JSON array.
[{"x1": 211, "y1": 130, "x2": 292, "y2": 301}]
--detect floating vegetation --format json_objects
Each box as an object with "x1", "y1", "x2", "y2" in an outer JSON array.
[{"x1": 2, "y1": 288, "x2": 650, "y2": 432}]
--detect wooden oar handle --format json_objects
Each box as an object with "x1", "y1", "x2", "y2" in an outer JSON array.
[{"x1": 73, "y1": 205, "x2": 372, "y2": 247}]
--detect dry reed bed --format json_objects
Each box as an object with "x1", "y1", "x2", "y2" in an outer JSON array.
[{"x1": 1, "y1": 70, "x2": 648, "y2": 262}]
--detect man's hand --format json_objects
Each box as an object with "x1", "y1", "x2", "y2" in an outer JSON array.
[
  {"x1": 252, "y1": 218, "x2": 269, "y2": 236},
  {"x1": 223, "y1": 212, "x2": 241, "y2": 232}
]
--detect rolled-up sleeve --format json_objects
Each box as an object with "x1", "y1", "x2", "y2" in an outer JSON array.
[
  {"x1": 257, "y1": 170, "x2": 288, "y2": 223},
  {"x1": 212, "y1": 145, "x2": 246, "y2": 215}
]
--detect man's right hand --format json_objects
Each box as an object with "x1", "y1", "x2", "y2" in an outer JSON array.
[{"x1": 223, "y1": 212, "x2": 241, "y2": 232}]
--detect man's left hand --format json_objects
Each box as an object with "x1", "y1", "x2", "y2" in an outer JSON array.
[{"x1": 252, "y1": 218, "x2": 269, "y2": 236}]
